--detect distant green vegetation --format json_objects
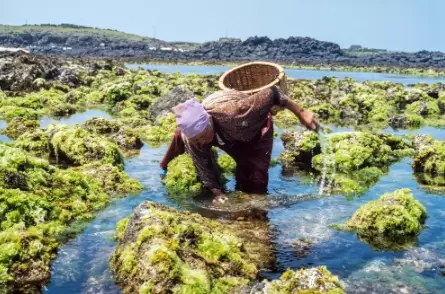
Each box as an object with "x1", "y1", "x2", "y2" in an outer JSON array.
[{"x1": 0, "y1": 24, "x2": 155, "y2": 42}]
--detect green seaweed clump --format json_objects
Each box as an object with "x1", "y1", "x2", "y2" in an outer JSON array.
[
  {"x1": 0, "y1": 143, "x2": 110, "y2": 291},
  {"x1": 273, "y1": 109, "x2": 300, "y2": 129},
  {"x1": 217, "y1": 153, "x2": 236, "y2": 174},
  {"x1": 70, "y1": 162, "x2": 143, "y2": 195},
  {"x1": 110, "y1": 201, "x2": 273, "y2": 294},
  {"x1": 14, "y1": 129, "x2": 50, "y2": 158},
  {"x1": 140, "y1": 113, "x2": 177, "y2": 146},
  {"x1": 279, "y1": 130, "x2": 319, "y2": 170},
  {"x1": 280, "y1": 130, "x2": 413, "y2": 195},
  {"x1": 49, "y1": 125, "x2": 124, "y2": 167},
  {"x1": 412, "y1": 134, "x2": 445, "y2": 175},
  {"x1": 83, "y1": 117, "x2": 144, "y2": 152},
  {"x1": 163, "y1": 154, "x2": 201, "y2": 194},
  {"x1": 3, "y1": 117, "x2": 39, "y2": 140},
  {"x1": 342, "y1": 188, "x2": 427, "y2": 251},
  {"x1": 258, "y1": 266, "x2": 345, "y2": 294}
]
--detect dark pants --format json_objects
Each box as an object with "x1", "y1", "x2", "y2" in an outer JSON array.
[{"x1": 220, "y1": 124, "x2": 274, "y2": 194}]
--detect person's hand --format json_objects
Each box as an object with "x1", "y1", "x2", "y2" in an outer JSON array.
[
  {"x1": 298, "y1": 109, "x2": 319, "y2": 131},
  {"x1": 160, "y1": 169, "x2": 167, "y2": 180},
  {"x1": 211, "y1": 188, "x2": 228, "y2": 204}
]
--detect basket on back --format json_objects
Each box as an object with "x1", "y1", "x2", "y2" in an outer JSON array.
[{"x1": 218, "y1": 61, "x2": 289, "y2": 95}]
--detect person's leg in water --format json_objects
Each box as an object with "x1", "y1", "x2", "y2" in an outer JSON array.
[{"x1": 222, "y1": 123, "x2": 274, "y2": 194}]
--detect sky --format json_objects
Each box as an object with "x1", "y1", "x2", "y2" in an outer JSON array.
[{"x1": 1, "y1": 0, "x2": 443, "y2": 52}]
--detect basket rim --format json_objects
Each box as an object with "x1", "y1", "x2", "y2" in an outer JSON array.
[{"x1": 218, "y1": 61, "x2": 285, "y2": 94}]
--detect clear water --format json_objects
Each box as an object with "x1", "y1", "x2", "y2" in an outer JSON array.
[
  {"x1": 0, "y1": 68, "x2": 443, "y2": 293},
  {"x1": 126, "y1": 64, "x2": 445, "y2": 85},
  {"x1": 40, "y1": 109, "x2": 113, "y2": 129},
  {"x1": 0, "y1": 120, "x2": 13, "y2": 143}
]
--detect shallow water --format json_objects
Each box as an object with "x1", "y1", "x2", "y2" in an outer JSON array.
[
  {"x1": 40, "y1": 109, "x2": 113, "y2": 129},
  {"x1": 126, "y1": 63, "x2": 445, "y2": 85},
  {"x1": 0, "y1": 71, "x2": 440, "y2": 293},
  {"x1": 0, "y1": 120, "x2": 13, "y2": 143}
]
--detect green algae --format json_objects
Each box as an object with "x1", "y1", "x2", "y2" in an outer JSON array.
[
  {"x1": 217, "y1": 153, "x2": 236, "y2": 174},
  {"x1": 83, "y1": 117, "x2": 144, "y2": 153},
  {"x1": 49, "y1": 125, "x2": 124, "y2": 167},
  {"x1": 259, "y1": 266, "x2": 345, "y2": 294},
  {"x1": 110, "y1": 201, "x2": 272, "y2": 294},
  {"x1": 273, "y1": 109, "x2": 300, "y2": 129},
  {"x1": 14, "y1": 129, "x2": 50, "y2": 158},
  {"x1": 0, "y1": 143, "x2": 110, "y2": 290},
  {"x1": 3, "y1": 117, "x2": 39, "y2": 140},
  {"x1": 163, "y1": 154, "x2": 201, "y2": 195},
  {"x1": 141, "y1": 113, "x2": 177, "y2": 145},
  {"x1": 70, "y1": 162, "x2": 143, "y2": 195},
  {"x1": 412, "y1": 135, "x2": 445, "y2": 176},
  {"x1": 280, "y1": 130, "x2": 413, "y2": 195},
  {"x1": 340, "y1": 188, "x2": 427, "y2": 251}
]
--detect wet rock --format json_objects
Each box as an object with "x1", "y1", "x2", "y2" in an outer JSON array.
[
  {"x1": 3, "y1": 117, "x2": 39, "y2": 139},
  {"x1": 0, "y1": 143, "x2": 110, "y2": 291},
  {"x1": 251, "y1": 266, "x2": 345, "y2": 293},
  {"x1": 14, "y1": 129, "x2": 50, "y2": 158},
  {"x1": 388, "y1": 114, "x2": 423, "y2": 129},
  {"x1": 406, "y1": 101, "x2": 440, "y2": 116},
  {"x1": 110, "y1": 201, "x2": 275, "y2": 294},
  {"x1": 148, "y1": 85, "x2": 194, "y2": 119},
  {"x1": 83, "y1": 117, "x2": 144, "y2": 152},
  {"x1": 412, "y1": 135, "x2": 445, "y2": 175},
  {"x1": 48, "y1": 125, "x2": 124, "y2": 167},
  {"x1": 339, "y1": 188, "x2": 427, "y2": 251},
  {"x1": 70, "y1": 162, "x2": 143, "y2": 195},
  {"x1": 427, "y1": 90, "x2": 439, "y2": 99},
  {"x1": 279, "y1": 130, "x2": 320, "y2": 170}
]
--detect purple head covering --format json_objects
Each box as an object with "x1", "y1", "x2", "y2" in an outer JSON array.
[{"x1": 173, "y1": 98, "x2": 209, "y2": 139}]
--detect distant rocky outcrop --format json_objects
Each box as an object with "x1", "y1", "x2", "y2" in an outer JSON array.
[{"x1": 2, "y1": 24, "x2": 445, "y2": 69}]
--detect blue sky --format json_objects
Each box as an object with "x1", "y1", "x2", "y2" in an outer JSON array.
[{"x1": 1, "y1": 0, "x2": 442, "y2": 52}]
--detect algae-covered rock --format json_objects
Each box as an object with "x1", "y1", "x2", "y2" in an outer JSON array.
[
  {"x1": 110, "y1": 201, "x2": 274, "y2": 294},
  {"x1": 0, "y1": 143, "x2": 110, "y2": 291},
  {"x1": 254, "y1": 266, "x2": 345, "y2": 294},
  {"x1": 280, "y1": 130, "x2": 413, "y2": 195},
  {"x1": 217, "y1": 153, "x2": 236, "y2": 174},
  {"x1": 14, "y1": 129, "x2": 50, "y2": 158},
  {"x1": 341, "y1": 188, "x2": 427, "y2": 251},
  {"x1": 388, "y1": 114, "x2": 424, "y2": 129},
  {"x1": 412, "y1": 134, "x2": 445, "y2": 175},
  {"x1": 141, "y1": 113, "x2": 177, "y2": 146},
  {"x1": 148, "y1": 85, "x2": 195, "y2": 120},
  {"x1": 48, "y1": 125, "x2": 124, "y2": 167},
  {"x1": 163, "y1": 154, "x2": 201, "y2": 194},
  {"x1": 83, "y1": 117, "x2": 144, "y2": 152},
  {"x1": 3, "y1": 117, "x2": 39, "y2": 139},
  {"x1": 280, "y1": 130, "x2": 320, "y2": 169},
  {"x1": 273, "y1": 109, "x2": 300, "y2": 129},
  {"x1": 70, "y1": 162, "x2": 143, "y2": 195}
]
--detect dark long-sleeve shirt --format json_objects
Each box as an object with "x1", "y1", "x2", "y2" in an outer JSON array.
[{"x1": 160, "y1": 86, "x2": 288, "y2": 190}]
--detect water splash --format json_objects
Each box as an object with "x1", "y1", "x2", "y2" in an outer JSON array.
[{"x1": 316, "y1": 126, "x2": 335, "y2": 195}]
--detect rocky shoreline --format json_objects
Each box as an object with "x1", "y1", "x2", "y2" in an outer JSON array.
[{"x1": 2, "y1": 25, "x2": 445, "y2": 70}]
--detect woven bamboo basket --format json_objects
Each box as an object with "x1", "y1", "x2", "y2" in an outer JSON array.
[{"x1": 218, "y1": 61, "x2": 289, "y2": 95}]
